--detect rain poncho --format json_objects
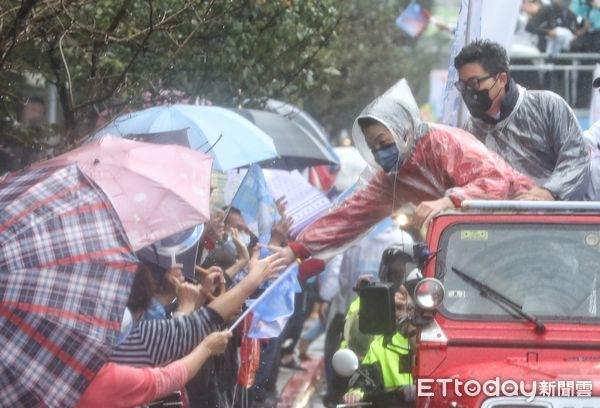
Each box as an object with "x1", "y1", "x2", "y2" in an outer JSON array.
[
  {"x1": 464, "y1": 83, "x2": 590, "y2": 200},
  {"x1": 347, "y1": 333, "x2": 412, "y2": 396},
  {"x1": 289, "y1": 80, "x2": 534, "y2": 258},
  {"x1": 583, "y1": 121, "x2": 600, "y2": 200}
]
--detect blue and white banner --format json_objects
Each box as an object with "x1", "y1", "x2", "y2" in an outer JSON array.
[
  {"x1": 247, "y1": 263, "x2": 299, "y2": 339},
  {"x1": 229, "y1": 164, "x2": 278, "y2": 245}
]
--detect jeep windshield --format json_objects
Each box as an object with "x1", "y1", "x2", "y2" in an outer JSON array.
[{"x1": 436, "y1": 223, "x2": 600, "y2": 323}]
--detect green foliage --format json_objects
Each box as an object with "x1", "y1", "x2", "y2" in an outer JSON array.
[
  {"x1": 154, "y1": 0, "x2": 341, "y2": 106},
  {"x1": 299, "y1": 0, "x2": 450, "y2": 138},
  {"x1": 0, "y1": 0, "x2": 341, "y2": 147},
  {"x1": 0, "y1": 0, "x2": 449, "y2": 154}
]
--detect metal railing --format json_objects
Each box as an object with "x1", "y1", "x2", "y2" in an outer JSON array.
[{"x1": 509, "y1": 52, "x2": 600, "y2": 108}]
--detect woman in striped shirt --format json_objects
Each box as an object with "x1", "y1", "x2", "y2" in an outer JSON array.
[{"x1": 77, "y1": 249, "x2": 285, "y2": 408}]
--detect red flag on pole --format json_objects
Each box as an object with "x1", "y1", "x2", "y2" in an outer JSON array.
[{"x1": 236, "y1": 313, "x2": 261, "y2": 388}]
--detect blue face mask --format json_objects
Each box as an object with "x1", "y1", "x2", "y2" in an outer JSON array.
[
  {"x1": 373, "y1": 144, "x2": 402, "y2": 173},
  {"x1": 224, "y1": 231, "x2": 252, "y2": 252}
]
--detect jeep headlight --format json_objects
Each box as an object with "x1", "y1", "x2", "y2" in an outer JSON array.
[{"x1": 414, "y1": 278, "x2": 445, "y2": 311}]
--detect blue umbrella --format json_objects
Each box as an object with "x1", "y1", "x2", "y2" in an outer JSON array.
[{"x1": 91, "y1": 104, "x2": 278, "y2": 171}]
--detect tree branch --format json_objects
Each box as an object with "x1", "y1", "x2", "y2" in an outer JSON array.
[
  {"x1": 63, "y1": 1, "x2": 193, "y2": 44},
  {"x1": 58, "y1": 31, "x2": 74, "y2": 108},
  {"x1": 47, "y1": 40, "x2": 76, "y2": 135},
  {"x1": 91, "y1": 0, "x2": 134, "y2": 79},
  {"x1": 72, "y1": 0, "x2": 155, "y2": 112},
  {"x1": 275, "y1": 14, "x2": 341, "y2": 95},
  {"x1": 0, "y1": 0, "x2": 39, "y2": 71}
]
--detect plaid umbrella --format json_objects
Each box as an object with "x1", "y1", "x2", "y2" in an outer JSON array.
[{"x1": 0, "y1": 164, "x2": 138, "y2": 407}]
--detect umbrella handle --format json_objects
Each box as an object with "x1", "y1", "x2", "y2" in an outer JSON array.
[{"x1": 195, "y1": 265, "x2": 227, "y2": 302}]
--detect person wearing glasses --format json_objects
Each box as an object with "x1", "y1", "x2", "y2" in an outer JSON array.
[{"x1": 454, "y1": 39, "x2": 590, "y2": 201}]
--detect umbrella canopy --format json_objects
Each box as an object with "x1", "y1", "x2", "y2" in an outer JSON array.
[
  {"x1": 112, "y1": 129, "x2": 203, "y2": 278},
  {"x1": 233, "y1": 108, "x2": 339, "y2": 170},
  {"x1": 265, "y1": 99, "x2": 340, "y2": 162},
  {"x1": 90, "y1": 104, "x2": 278, "y2": 171},
  {"x1": 32, "y1": 135, "x2": 213, "y2": 251},
  {"x1": 0, "y1": 164, "x2": 138, "y2": 407},
  {"x1": 266, "y1": 99, "x2": 330, "y2": 144},
  {"x1": 125, "y1": 128, "x2": 191, "y2": 147}
]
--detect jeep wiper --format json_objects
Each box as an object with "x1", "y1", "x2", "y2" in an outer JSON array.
[{"x1": 451, "y1": 267, "x2": 546, "y2": 333}]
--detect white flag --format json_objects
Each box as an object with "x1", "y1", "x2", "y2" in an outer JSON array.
[{"x1": 590, "y1": 64, "x2": 600, "y2": 126}]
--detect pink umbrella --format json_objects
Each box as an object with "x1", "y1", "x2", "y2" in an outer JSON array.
[{"x1": 32, "y1": 135, "x2": 213, "y2": 251}]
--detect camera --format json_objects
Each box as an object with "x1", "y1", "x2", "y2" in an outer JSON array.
[
  {"x1": 356, "y1": 280, "x2": 397, "y2": 336},
  {"x1": 357, "y1": 242, "x2": 439, "y2": 336}
]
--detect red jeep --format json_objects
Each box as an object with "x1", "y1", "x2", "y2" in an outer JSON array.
[{"x1": 414, "y1": 200, "x2": 600, "y2": 407}]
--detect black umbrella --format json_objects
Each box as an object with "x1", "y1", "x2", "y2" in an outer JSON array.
[
  {"x1": 265, "y1": 98, "x2": 332, "y2": 147},
  {"x1": 233, "y1": 108, "x2": 339, "y2": 170},
  {"x1": 124, "y1": 128, "x2": 191, "y2": 147}
]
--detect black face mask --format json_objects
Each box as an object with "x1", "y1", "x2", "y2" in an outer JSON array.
[{"x1": 462, "y1": 87, "x2": 494, "y2": 118}]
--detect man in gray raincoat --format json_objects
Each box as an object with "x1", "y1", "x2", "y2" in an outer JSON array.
[{"x1": 454, "y1": 39, "x2": 590, "y2": 201}]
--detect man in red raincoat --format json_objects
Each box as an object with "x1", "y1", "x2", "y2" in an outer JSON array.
[{"x1": 275, "y1": 79, "x2": 535, "y2": 265}]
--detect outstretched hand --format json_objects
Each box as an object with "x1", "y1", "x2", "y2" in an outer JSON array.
[
  {"x1": 247, "y1": 247, "x2": 287, "y2": 284},
  {"x1": 262, "y1": 244, "x2": 297, "y2": 267},
  {"x1": 413, "y1": 197, "x2": 454, "y2": 229},
  {"x1": 275, "y1": 196, "x2": 288, "y2": 216},
  {"x1": 270, "y1": 215, "x2": 294, "y2": 246},
  {"x1": 514, "y1": 186, "x2": 554, "y2": 201}
]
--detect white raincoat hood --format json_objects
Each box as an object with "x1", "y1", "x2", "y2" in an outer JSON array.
[{"x1": 351, "y1": 79, "x2": 424, "y2": 170}]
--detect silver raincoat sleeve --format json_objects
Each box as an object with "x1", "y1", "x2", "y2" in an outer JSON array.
[{"x1": 465, "y1": 87, "x2": 590, "y2": 200}]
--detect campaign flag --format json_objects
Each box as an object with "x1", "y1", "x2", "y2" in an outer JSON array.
[
  {"x1": 263, "y1": 169, "x2": 331, "y2": 238},
  {"x1": 441, "y1": 0, "x2": 481, "y2": 127},
  {"x1": 236, "y1": 313, "x2": 261, "y2": 388},
  {"x1": 395, "y1": 1, "x2": 430, "y2": 39},
  {"x1": 229, "y1": 164, "x2": 278, "y2": 245},
  {"x1": 247, "y1": 263, "x2": 299, "y2": 339}
]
